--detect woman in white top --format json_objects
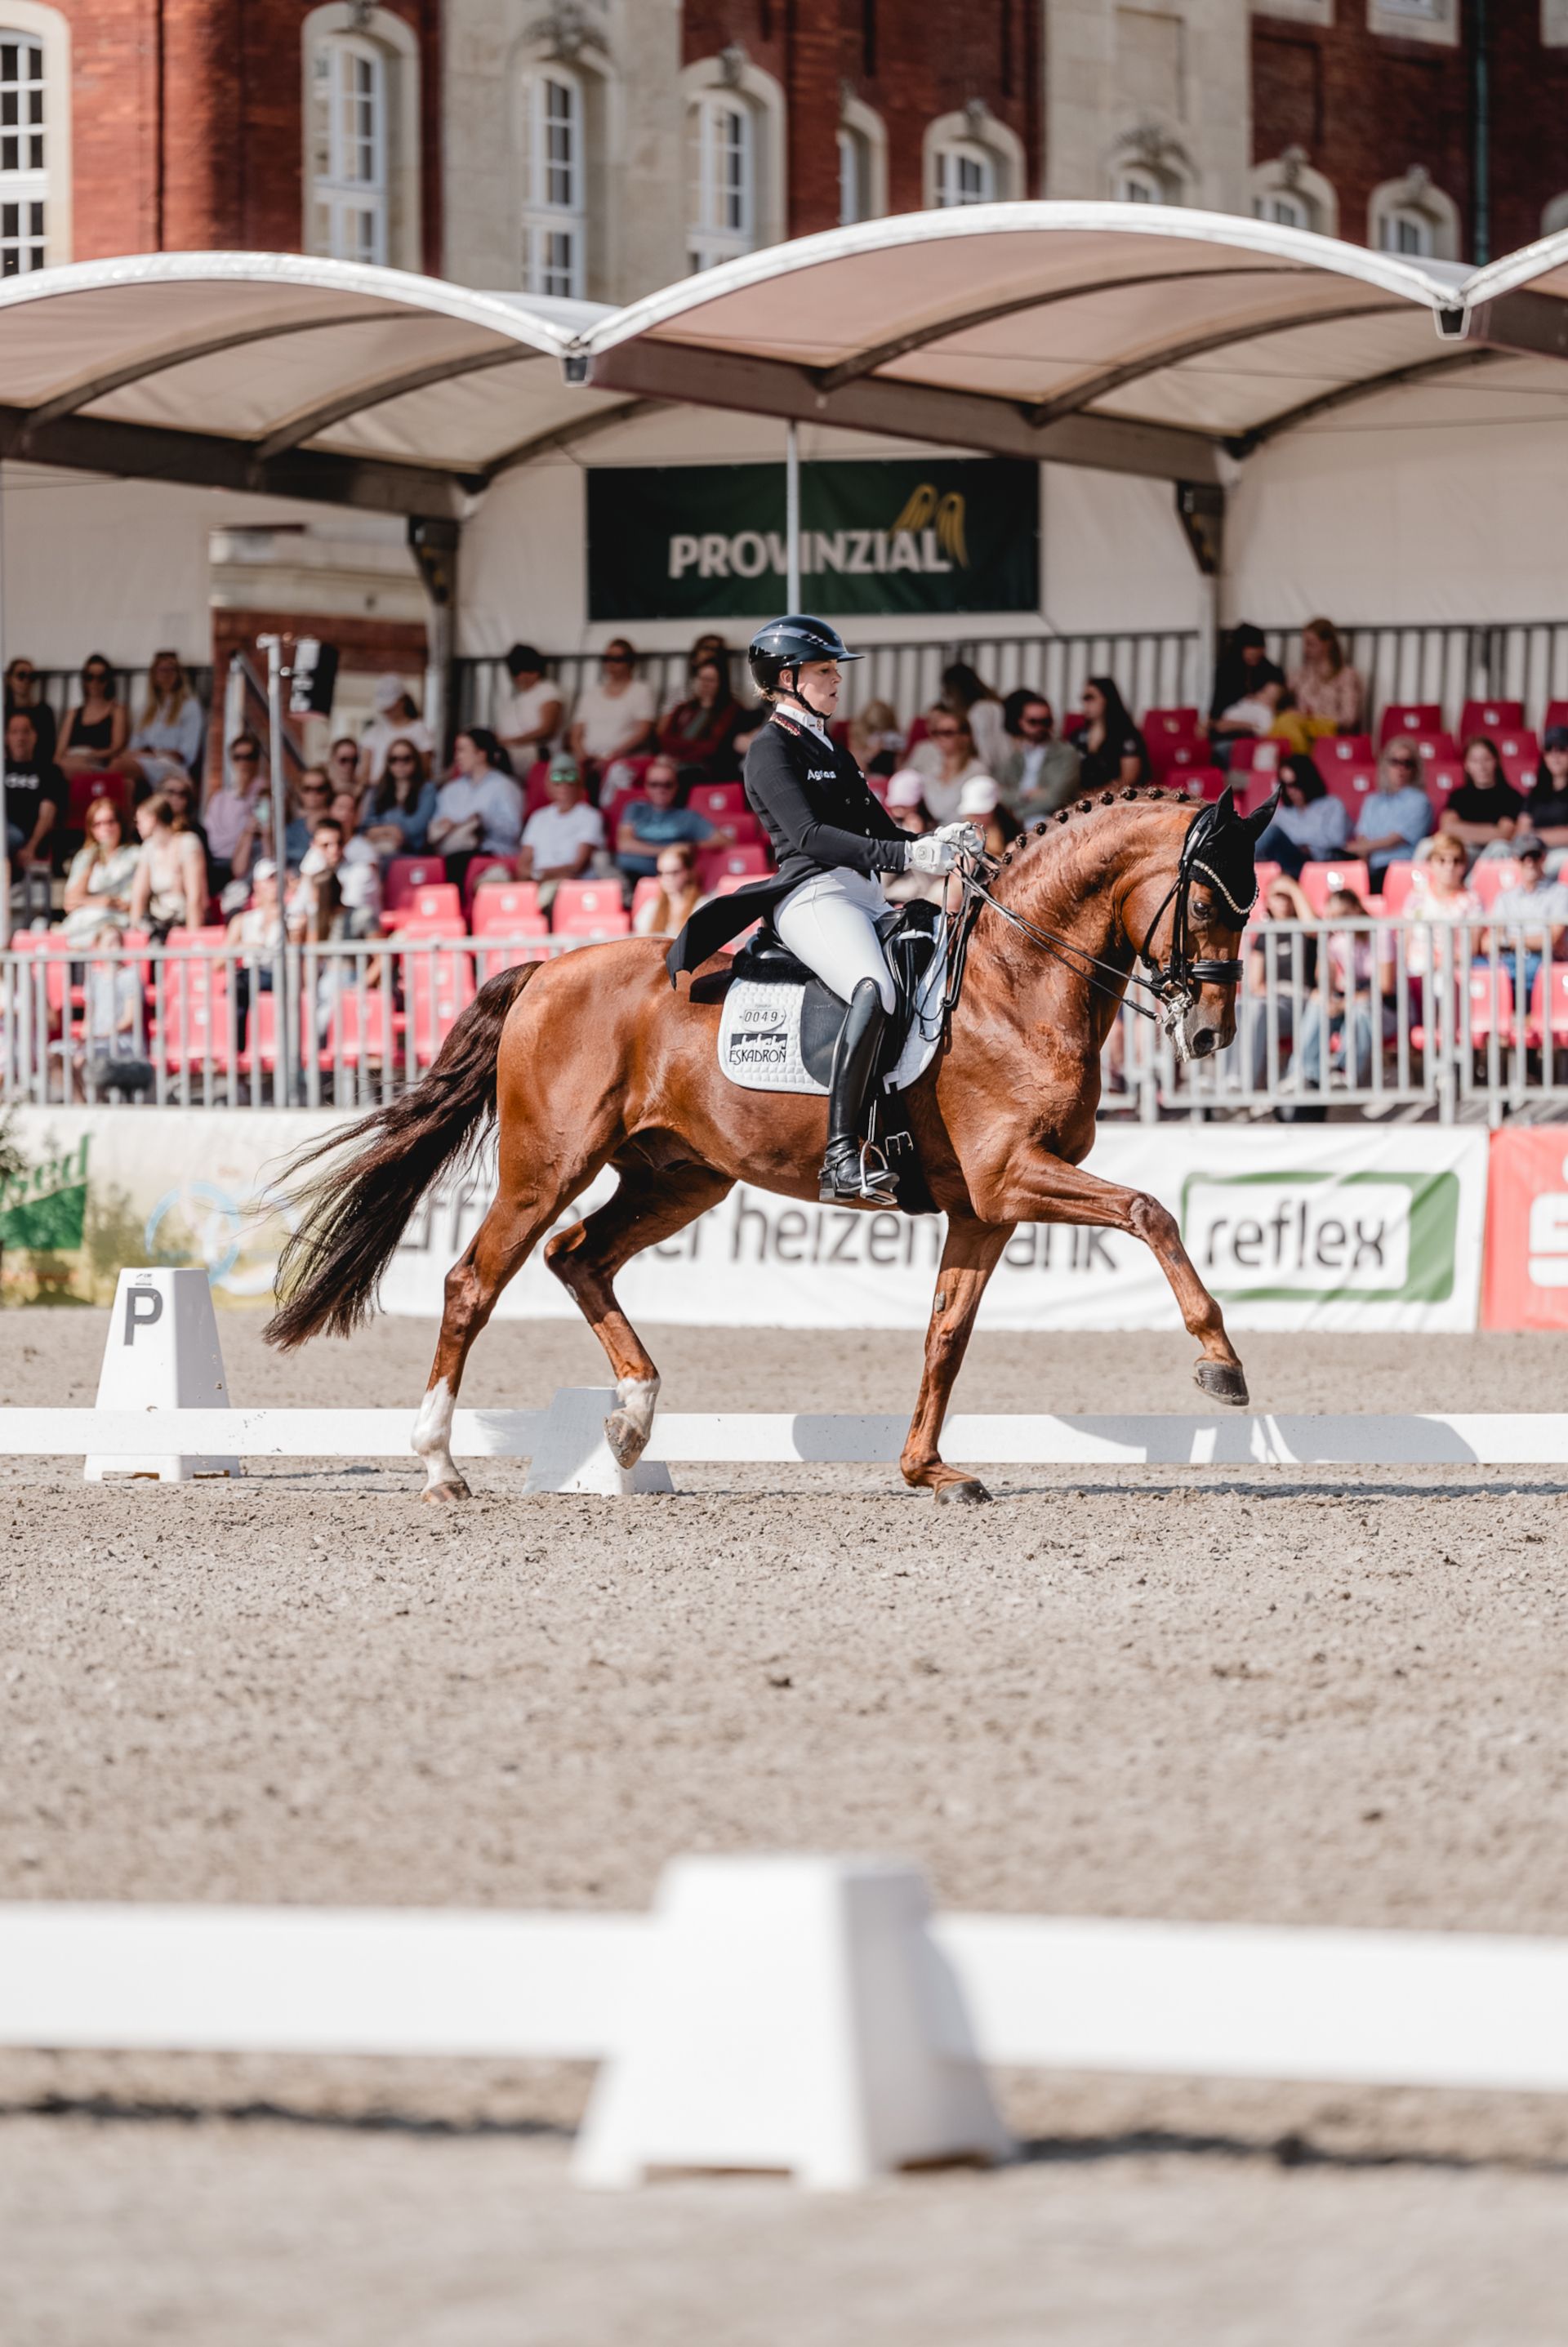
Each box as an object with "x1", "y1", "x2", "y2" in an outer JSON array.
[
  {"x1": 908, "y1": 708, "x2": 993, "y2": 822},
  {"x1": 128, "y1": 793, "x2": 207, "y2": 938},
  {"x1": 568, "y1": 639, "x2": 657, "y2": 771},
  {"x1": 496, "y1": 644, "x2": 563, "y2": 767},
  {"x1": 939, "y1": 662, "x2": 1008, "y2": 777},
  {"x1": 62, "y1": 799, "x2": 140, "y2": 946},
  {"x1": 1401, "y1": 836, "x2": 1481, "y2": 982}
]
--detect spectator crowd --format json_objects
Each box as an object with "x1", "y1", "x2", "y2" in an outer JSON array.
[{"x1": 7, "y1": 621, "x2": 1568, "y2": 1105}]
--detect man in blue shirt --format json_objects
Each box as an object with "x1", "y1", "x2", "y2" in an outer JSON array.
[
  {"x1": 1346, "y1": 741, "x2": 1433, "y2": 881},
  {"x1": 614, "y1": 754, "x2": 730, "y2": 884}
]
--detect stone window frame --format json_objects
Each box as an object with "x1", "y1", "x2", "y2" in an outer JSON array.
[
  {"x1": 302, "y1": 4, "x2": 421, "y2": 273},
  {"x1": 0, "y1": 1, "x2": 69, "y2": 268},
  {"x1": 923, "y1": 105, "x2": 1027, "y2": 212},
  {"x1": 680, "y1": 49, "x2": 787, "y2": 274}
]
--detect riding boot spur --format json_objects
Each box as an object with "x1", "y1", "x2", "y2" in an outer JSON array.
[{"x1": 819, "y1": 978, "x2": 898, "y2": 1205}]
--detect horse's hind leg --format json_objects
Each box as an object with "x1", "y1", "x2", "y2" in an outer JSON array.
[
  {"x1": 413, "y1": 1183, "x2": 572, "y2": 1501},
  {"x1": 545, "y1": 1161, "x2": 735, "y2": 1468}
]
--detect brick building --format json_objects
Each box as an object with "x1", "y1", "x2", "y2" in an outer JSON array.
[{"x1": 12, "y1": 4, "x2": 1568, "y2": 294}]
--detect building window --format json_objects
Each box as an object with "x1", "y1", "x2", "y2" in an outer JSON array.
[
  {"x1": 1379, "y1": 206, "x2": 1432, "y2": 257},
  {"x1": 0, "y1": 31, "x2": 46, "y2": 276},
  {"x1": 310, "y1": 33, "x2": 386, "y2": 264},
  {"x1": 933, "y1": 140, "x2": 995, "y2": 207},
  {"x1": 839, "y1": 124, "x2": 869, "y2": 225},
  {"x1": 1254, "y1": 190, "x2": 1310, "y2": 230},
  {"x1": 688, "y1": 91, "x2": 754, "y2": 271},
  {"x1": 1116, "y1": 166, "x2": 1164, "y2": 204},
  {"x1": 522, "y1": 68, "x2": 584, "y2": 297}
]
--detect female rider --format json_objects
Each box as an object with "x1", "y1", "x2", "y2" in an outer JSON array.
[{"x1": 666, "y1": 616, "x2": 974, "y2": 1204}]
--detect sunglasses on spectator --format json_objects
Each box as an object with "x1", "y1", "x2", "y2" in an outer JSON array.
[
  {"x1": 1018, "y1": 713, "x2": 1049, "y2": 730},
  {"x1": 301, "y1": 784, "x2": 329, "y2": 798},
  {"x1": 387, "y1": 750, "x2": 418, "y2": 765},
  {"x1": 231, "y1": 750, "x2": 258, "y2": 764},
  {"x1": 331, "y1": 746, "x2": 358, "y2": 762},
  {"x1": 1388, "y1": 755, "x2": 1419, "y2": 769},
  {"x1": 930, "y1": 723, "x2": 962, "y2": 738},
  {"x1": 645, "y1": 774, "x2": 677, "y2": 790},
  {"x1": 604, "y1": 651, "x2": 632, "y2": 666},
  {"x1": 11, "y1": 667, "x2": 33, "y2": 683}
]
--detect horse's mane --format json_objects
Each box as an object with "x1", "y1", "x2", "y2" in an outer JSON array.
[{"x1": 994, "y1": 785, "x2": 1190, "y2": 884}]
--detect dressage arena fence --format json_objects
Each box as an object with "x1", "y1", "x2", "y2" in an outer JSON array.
[
  {"x1": 16, "y1": 1392, "x2": 1568, "y2": 1490},
  {"x1": 4, "y1": 1856, "x2": 1566, "y2": 2187},
  {"x1": 11, "y1": 916, "x2": 1568, "y2": 1127}
]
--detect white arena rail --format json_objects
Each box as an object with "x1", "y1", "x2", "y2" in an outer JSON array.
[{"x1": 3, "y1": 1858, "x2": 1566, "y2": 2189}]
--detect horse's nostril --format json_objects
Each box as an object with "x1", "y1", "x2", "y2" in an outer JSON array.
[{"x1": 1190, "y1": 1029, "x2": 1215, "y2": 1058}]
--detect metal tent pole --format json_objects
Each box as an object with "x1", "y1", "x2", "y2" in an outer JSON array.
[
  {"x1": 259, "y1": 635, "x2": 295, "y2": 1107},
  {"x1": 785, "y1": 421, "x2": 800, "y2": 612}
]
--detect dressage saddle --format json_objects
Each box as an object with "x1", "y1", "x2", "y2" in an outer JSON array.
[{"x1": 726, "y1": 899, "x2": 944, "y2": 1089}]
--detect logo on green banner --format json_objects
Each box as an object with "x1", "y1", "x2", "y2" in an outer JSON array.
[
  {"x1": 1180, "y1": 1169, "x2": 1459, "y2": 1303},
  {"x1": 587, "y1": 456, "x2": 1039, "y2": 622}
]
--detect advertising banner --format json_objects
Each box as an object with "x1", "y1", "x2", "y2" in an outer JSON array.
[
  {"x1": 1481, "y1": 1128, "x2": 1568, "y2": 1329},
  {"x1": 586, "y1": 457, "x2": 1039, "y2": 622},
  {"x1": 0, "y1": 1110, "x2": 1486, "y2": 1334}
]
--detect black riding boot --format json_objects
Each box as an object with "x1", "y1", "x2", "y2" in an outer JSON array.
[{"x1": 819, "y1": 978, "x2": 897, "y2": 1204}]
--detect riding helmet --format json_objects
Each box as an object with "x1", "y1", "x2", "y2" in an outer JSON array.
[{"x1": 747, "y1": 615, "x2": 864, "y2": 696}]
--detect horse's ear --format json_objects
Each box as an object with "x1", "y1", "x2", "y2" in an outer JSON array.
[
  {"x1": 1241, "y1": 785, "x2": 1282, "y2": 838},
  {"x1": 1212, "y1": 784, "x2": 1238, "y2": 828}
]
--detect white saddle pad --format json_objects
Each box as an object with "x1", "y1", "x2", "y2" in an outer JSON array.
[{"x1": 716, "y1": 929, "x2": 947, "y2": 1096}]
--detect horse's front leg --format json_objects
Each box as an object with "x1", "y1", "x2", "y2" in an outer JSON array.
[
  {"x1": 902, "y1": 1214, "x2": 1013, "y2": 1503},
  {"x1": 1003, "y1": 1152, "x2": 1247, "y2": 1406}
]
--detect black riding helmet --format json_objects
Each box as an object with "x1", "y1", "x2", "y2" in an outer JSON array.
[{"x1": 747, "y1": 615, "x2": 863, "y2": 698}]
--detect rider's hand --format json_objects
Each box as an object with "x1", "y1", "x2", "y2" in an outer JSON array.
[
  {"x1": 906, "y1": 833, "x2": 959, "y2": 875},
  {"x1": 933, "y1": 821, "x2": 984, "y2": 857}
]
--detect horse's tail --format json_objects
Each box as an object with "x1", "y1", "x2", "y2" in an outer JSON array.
[{"x1": 263, "y1": 960, "x2": 540, "y2": 1351}]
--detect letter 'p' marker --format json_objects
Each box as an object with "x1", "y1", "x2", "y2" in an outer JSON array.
[{"x1": 124, "y1": 1285, "x2": 164, "y2": 1344}]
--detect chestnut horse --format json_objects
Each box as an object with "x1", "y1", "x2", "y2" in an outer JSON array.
[{"x1": 265, "y1": 785, "x2": 1270, "y2": 1503}]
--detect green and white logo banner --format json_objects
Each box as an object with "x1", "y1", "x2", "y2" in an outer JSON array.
[
  {"x1": 586, "y1": 456, "x2": 1040, "y2": 622},
  {"x1": 0, "y1": 1114, "x2": 1486, "y2": 1333}
]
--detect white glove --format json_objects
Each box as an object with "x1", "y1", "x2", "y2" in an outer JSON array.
[
  {"x1": 934, "y1": 821, "x2": 985, "y2": 857},
  {"x1": 906, "y1": 832, "x2": 959, "y2": 875}
]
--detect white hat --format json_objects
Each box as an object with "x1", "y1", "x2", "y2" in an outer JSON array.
[
  {"x1": 372, "y1": 674, "x2": 406, "y2": 714},
  {"x1": 252, "y1": 857, "x2": 278, "y2": 880},
  {"x1": 958, "y1": 774, "x2": 1000, "y2": 817},
  {"x1": 885, "y1": 768, "x2": 926, "y2": 811}
]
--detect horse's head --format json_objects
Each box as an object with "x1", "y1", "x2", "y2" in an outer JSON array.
[{"x1": 1136, "y1": 786, "x2": 1279, "y2": 1062}]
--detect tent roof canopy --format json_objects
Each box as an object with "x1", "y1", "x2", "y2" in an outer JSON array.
[
  {"x1": 5, "y1": 212, "x2": 1568, "y2": 514},
  {"x1": 0, "y1": 251, "x2": 630, "y2": 518},
  {"x1": 581, "y1": 204, "x2": 1568, "y2": 485}
]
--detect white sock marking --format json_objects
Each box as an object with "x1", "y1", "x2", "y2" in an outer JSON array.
[{"x1": 412, "y1": 1376, "x2": 461, "y2": 1493}]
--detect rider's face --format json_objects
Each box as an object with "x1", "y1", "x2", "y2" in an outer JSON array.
[{"x1": 791, "y1": 659, "x2": 841, "y2": 717}]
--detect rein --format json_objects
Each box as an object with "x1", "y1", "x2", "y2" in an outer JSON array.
[{"x1": 951, "y1": 802, "x2": 1254, "y2": 1030}]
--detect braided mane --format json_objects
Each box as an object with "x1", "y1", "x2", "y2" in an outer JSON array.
[{"x1": 993, "y1": 784, "x2": 1189, "y2": 880}]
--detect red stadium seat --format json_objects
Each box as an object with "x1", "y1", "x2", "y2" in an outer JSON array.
[
  {"x1": 388, "y1": 914, "x2": 467, "y2": 942},
  {"x1": 700, "y1": 844, "x2": 770, "y2": 889},
  {"x1": 630, "y1": 877, "x2": 663, "y2": 921},
  {"x1": 1466, "y1": 966, "x2": 1515, "y2": 1044},
  {"x1": 1494, "y1": 731, "x2": 1540, "y2": 787},
  {"x1": 1545, "y1": 701, "x2": 1568, "y2": 738},
  {"x1": 1529, "y1": 964, "x2": 1568, "y2": 1043},
  {"x1": 1226, "y1": 737, "x2": 1283, "y2": 775},
  {"x1": 1298, "y1": 860, "x2": 1372, "y2": 915},
  {"x1": 1245, "y1": 862, "x2": 1282, "y2": 928},
  {"x1": 67, "y1": 771, "x2": 131, "y2": 824},
  {"x1": 522, "y1": 759, "x2": 554, "y2": 816},
  {"x1": 403, "y1": 946, "x2": 476, "y2": 1063},
  {"x1": 1378, "y1": 862, "x2": 1418, "y2": 913},
  {"x1": 1174, "y1": 766, "x2": 1227, "y2": 801},
  {"x1": 470, "y1": 882, "x2": 543, "y2": 936},
  {"x1": 1425, "y1": 762, "x2": 1463, "y2": 809},
  {"x1": 551, "y1": 879, "x2": 626, "y2": 933},
  {"x1": 1316, "y1": 733, "x2": 1374, "y2": 768},
  {"x1": 1459, "y1": 700, "x2": 1524, "y2": 740},
  {"x1": 461, "y1": 856, "x2": 515, "y2": 911},
  {"x1": 1413, "y1": 733, "x2": 1460, "y2": 767},
  {"x1": 1143, "y1": 706, "x2": 1201, "y2": 744},
  {"x1": 385, "y1": 856, "x2": 447, "y2": 911},
  {"x1": 407, "y1": 882, "x2": 461, "y2": 924},
  {"x1": 1471, "y1": 858, "x2": 1523, "y2": 910},
  {"x1": 688, "y1": 782, "x2": 747, "y2": 822},
  {"x1": 1379, "y1": 704, "x2": 1443, "y2": 745}
]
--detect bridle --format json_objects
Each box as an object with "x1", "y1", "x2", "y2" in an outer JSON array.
[{"x1": 951, "y1": 795, "x2": 1254, "y2": 1031}]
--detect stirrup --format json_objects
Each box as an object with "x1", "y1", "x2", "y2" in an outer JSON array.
[{"x1": 818, "y1": 1138, "x2": 898, "y2": 1205}]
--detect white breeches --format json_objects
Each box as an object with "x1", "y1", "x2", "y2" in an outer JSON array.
[{"x1": 774, "y1": 869, "x2": 897, "y2": 1013}]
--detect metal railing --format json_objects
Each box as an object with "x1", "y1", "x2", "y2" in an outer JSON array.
[
  {"x1": 7, "y1": 918, "x2": 1568, "y2": 1126},
  {"x1": 455, "y1": 630, "x2": 1203, "y2": 739},
  {"x1": 1110, "y1": 916, "x2": 1568, "y2": 1126}
]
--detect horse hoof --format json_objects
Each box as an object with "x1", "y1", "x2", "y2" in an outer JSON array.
[
  {"x1": 604, "y1": 1410, "x2": 648, "y2": 1470},
  {"x1": 1194, "y1": 1358, "x2": 1249, "y2": 1409},
  {"x1": 421, "y1": 1476, "x2": 470, "y2": 1504},
  {"x1": 934, "y1": 1476, "x2": 992, "y2": 1506}
]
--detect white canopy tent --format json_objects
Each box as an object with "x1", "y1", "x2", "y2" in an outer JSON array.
[{"x1": 6, "y1": 212, "x2": 1568, "y2": 675}]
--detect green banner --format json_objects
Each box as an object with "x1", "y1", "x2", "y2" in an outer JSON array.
[{"x1": 586, "y1": 457, "x2": 1039, "y2": 622}]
